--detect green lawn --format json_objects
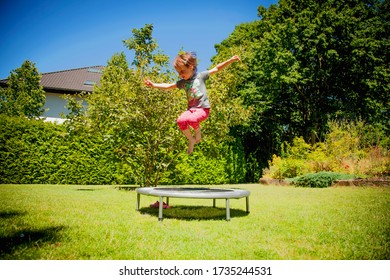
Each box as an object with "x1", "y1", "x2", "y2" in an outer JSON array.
[{"x1": 0, "y1": 184, "x2": 389, "y2": 260}]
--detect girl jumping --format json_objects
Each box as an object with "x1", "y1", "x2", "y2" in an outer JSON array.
[{"x1": 144, "y1": 52, "x2": 240, "y2": 154}]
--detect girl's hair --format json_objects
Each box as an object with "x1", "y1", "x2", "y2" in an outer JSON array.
[{"x1": 174, "y1": 52, "x2": 197, "y2": 69}]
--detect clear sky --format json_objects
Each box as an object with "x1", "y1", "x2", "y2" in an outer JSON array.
[{"x1": 0, "y1": 0, "x2": 277, "y2": 79}]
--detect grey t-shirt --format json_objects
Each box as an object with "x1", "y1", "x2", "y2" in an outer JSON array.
[{"x1": 176, "y1": 71, "x2": 210, "y2": 109}]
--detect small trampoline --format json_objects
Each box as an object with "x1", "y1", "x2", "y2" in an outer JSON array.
[{"x1": 136, "y1": 187, "x2": 250, "y2": 221}]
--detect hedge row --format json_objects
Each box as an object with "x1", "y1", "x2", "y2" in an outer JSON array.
[
  {"x1": 0, "y1": 115, "x2": 133, "y2": 185},
  {"x1": 0, "y1": 115, "x2": 248, "y2": 185}
]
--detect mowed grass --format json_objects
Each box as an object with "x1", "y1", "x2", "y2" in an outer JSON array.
[{"x1": 0, "y1": 184, "x2": 389, "y2": 260}]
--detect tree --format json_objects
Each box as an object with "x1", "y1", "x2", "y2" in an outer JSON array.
[
  {"x1": 0, "y1": 60, "x2": 45, "y2": 119},
  {"x1": 87, "y1": 25, "x2": 185, "y2": 187},
  {"x1": 213, "y1": 0, "x2": 389, "y2": 181}
]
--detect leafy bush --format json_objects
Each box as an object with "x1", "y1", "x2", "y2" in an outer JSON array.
[
  {"x1": 292, "y1": 172, "x2": 356, "y2": 188},
  {"x1": 263, "y1": 137, "x2": 314, "y2": 179},
  {"x1": 169, "y1": 152, "x2": 227, "y2": 184},
  {"x1": 324, "y1": 120, "x2": 389, "y2": 176},
  {"x1": 162, "y1": 141, "x2": 247, "y2": 185},
  {"x1": 264, "y1": 154, "x2": 310, "y2": 179},
  {"x1": 263, "y1": 120, "x2": 389, "y2": 179}
]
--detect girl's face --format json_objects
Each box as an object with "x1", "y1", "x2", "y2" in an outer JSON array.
[{"x1": 175, "y1": 65, "x2": 195, "y2": 80}]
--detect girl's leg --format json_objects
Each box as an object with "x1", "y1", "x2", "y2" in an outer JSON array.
[
  {"x1": 188, "y1": 108, "x2": 209, "y2": 141},
  {"x1": 190, "y1": 109, "x2": 209, "y2": 144},
  {"x1": 177, "y1": 110, "x2": 196, "y2": 154},
  {"x1": 182, "y1": 128, "x2": 196, "y2": 154},
  {"x1": 194, "y1": 127, "x2": 202, "y2": 144}
]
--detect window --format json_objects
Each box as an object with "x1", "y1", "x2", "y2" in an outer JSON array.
[
  {"x1": 87, "y1": 67, "x2": 103, "y2": 74},
  {"x1": 84, "y1": 80, "x2": 95, "y2": 86}
]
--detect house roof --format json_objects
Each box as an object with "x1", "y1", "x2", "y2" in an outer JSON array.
[
  {"x1": 0, "y1": 66, "x2": 104, "y2": 94},
  {"x1": 40, "y1": 66, "x2": 104, "y2": 93}
]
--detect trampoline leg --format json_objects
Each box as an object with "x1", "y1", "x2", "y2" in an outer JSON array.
[
  {"x1": 246, "y1": 196, "x2": 250, "y2": 213},
  {"x1": 158, "y1": 196, "x2": 163, "y2": 221},
  {"x1": 213, "y1": 199, "x2": 216, "y2": 208},
  {"x1": 136, "y1": 193, "x2": 140, "y2": 211},
  {"x1": 226, "y1": 199, "x2": 231, "y2": 221},
  {"x1": 166, "y1": 197, "x2": 169, "y2": 206}
]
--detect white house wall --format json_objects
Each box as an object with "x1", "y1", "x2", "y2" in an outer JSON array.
[{"x1": 43, "y1": 92, "x2": 87, "y2": 122}]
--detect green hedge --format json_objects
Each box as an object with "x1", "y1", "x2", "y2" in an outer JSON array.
[
  {"x1": 0, "y1": 115, "x2": 247, "y2": 185},
  {"x1": 159, "y1": 141, "x2": 247, "y2": 185},
  {"x1": 0, "y1": 115, "x2": 134, "y2": 185}
]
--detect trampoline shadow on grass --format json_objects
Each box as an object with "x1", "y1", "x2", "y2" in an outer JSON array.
[
  {"x1": 139, "y1": 205, "x2": 249, "y2": 221},
  {"x1": 0, "y1": 226, "x2": 66, "y2": 259}
]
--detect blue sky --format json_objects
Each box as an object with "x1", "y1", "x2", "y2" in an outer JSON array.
[{"x1": 0, "y1": 0, "x2": 277, "y2": 79}]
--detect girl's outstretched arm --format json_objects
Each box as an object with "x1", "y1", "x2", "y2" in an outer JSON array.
[
  {"x1": 144, "y1": 78, "x2": 177, "y2": 90},
  {"x1": 208, "y1": 55, "x2": 240, "y2": 75}
]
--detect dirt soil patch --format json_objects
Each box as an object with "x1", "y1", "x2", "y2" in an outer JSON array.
[
  {"x1": 333, "y1": 178, "x2": 389, "y2": 187},
  {"x1": 260, "y1": 178, "x2": 389, "y2": 187}
]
